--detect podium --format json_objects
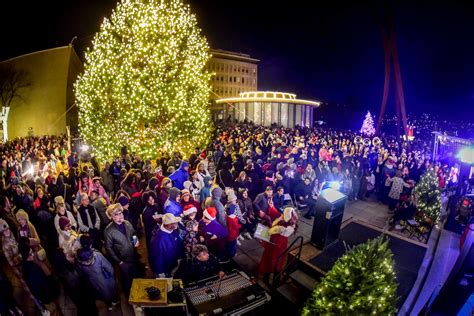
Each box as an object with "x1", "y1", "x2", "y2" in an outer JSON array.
[{"x1": 311, "y1": 188, "x2": 347, "y2": 249}]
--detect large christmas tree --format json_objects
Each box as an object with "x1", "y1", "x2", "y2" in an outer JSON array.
[
  {"x1": 302, "y1": 236, "x2": 398, "y2": 315},
  {"x1": 414, "y1": 170, "x2": 442, "y2": 223},
  {"x1": 360, "y1": 111, "x2": 375, "y2": 136},
  {"x1": 75, "y1": 0, "x2": 213, "y2": 160}
]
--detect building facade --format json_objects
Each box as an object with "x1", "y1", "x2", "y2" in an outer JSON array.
[
  {"x1": 216, "y1": 91, "x2": 321, "y2": 128},
  {"x1": 0, "y1": 46, "x2": 83, "y2": 139},
  {"x1": 208, "y1": 49, "x2": 259, "y2": 119}
]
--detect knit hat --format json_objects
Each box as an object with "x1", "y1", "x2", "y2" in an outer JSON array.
[
  {"x1": 181, "y1": 189, "x2": 190, "y2": 197},
  {"x1": 203, "y1": 207, "x2": 217, "y2": 220},
  {"x1": 183, "y1": 204, "x2": 197, "y2": 216},
  {"x1": 59, "y1": 216, "x2": 71, "y2": 230},
  {"x1": 162, "y1": 213, "x2": 181, "y2": 225},
  {"x1": 117, "y1": 195, "x2": 130, "y2": 207},
  {"x1": 169, "y1": 187, "x2": 181, "y2": 201},
  {"x1": 226, "y1": 190, "x2": 237, "y2": 202},
  {"x1": 0, "y1": 219, "x2": 9, "y2": 233},
  {"x1": 15, "y1": 209, "x2": 29, "y2": 222}
]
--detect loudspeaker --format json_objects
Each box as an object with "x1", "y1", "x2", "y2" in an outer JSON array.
[{"x1": 311, "y1": 188, "x2": 347, "y2": 249}]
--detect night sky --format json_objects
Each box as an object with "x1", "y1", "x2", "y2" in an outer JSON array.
[{"x1": 1, "y1": 0, "x2": 473, "y2": 122}]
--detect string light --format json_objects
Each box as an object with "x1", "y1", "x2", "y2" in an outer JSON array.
[
  {"x1": 414, "y1": 170, "x2": 442, "y2": 223},
  {"x1": 302, "y1": 236, "x2": 398, "y2": 315},
  {"x1": 74, "y1": 0, "x2": 212, "y2": 161}
]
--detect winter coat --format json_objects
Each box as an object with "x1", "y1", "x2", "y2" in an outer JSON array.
[
  {"x1": 1, "y1": 235, "x2": 21, "y2": 268},
  {"x1": 204, "y1": 187, "x2": 226, "y2": 227},
  {"x1": 104, "y1": 221, "x2": 135, "y2": 263},
  {"x1": 199, "y1": 176, "x2": 212, "y2": 203},
  {"x1": 76, "y1": 248, "x2": 117, "y2": 303},
  {"x1": 149, "y1": 226, "x2": 183, "y2": 276},
  {"x1": 164, "y1": 199, "x2": 183, "y2": 217},
  {"x1": 142, "y1": 204, "x2": 160, "y2": 248},
  {"x1": 226, "y1": 215, "x2": 241, "y2": 241},
  {"x1": 54, "y1": 211, "x2": 77, "y2": 235},
  {"x1": 169, "y1": 161, "x2": 189, "y2": 190}
]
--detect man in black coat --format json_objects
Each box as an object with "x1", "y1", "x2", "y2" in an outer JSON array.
[{"x1": 175, "y1": 244, "x2": 225, "y2": 285}]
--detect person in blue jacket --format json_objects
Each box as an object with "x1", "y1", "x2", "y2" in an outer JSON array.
[
  {"x1": 149, "y1": 213, "x2": 183, "y2": 277},
  {"x1": 164, "y1": 187, "x2": 183, "y2": 216},
  {"x1": 169, "y1": 160, "x2": 189, "y2": 190}
]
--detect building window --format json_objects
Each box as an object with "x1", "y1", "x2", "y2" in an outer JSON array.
[{"x1": 242, "y1": 78, "x2": 245, "y2": 84}]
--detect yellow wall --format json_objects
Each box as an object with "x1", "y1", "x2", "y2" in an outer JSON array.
[{"x1": 0, "y1": 46, "x2": 83, "y2": 138}]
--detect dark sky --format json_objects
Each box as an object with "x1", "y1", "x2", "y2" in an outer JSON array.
[{"x1": 1, "y1": 0, "x2": 473, "y2": 121}]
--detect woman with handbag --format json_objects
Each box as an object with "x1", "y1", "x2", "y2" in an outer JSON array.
[{"x1": 76, "y1": 234, "x2": 119, "y2": 311}]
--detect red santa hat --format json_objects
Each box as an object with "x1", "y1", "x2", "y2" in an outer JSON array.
[
  {"x1": 203, "y1": 207, "x2": 217, "y2": 221},
  {"x1": 183, "y1": 204, "x2": 197, "y2": 216}
]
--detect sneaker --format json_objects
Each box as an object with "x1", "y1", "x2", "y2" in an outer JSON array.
[
  {"x1": 112, "y1": 299, "x2": 120, "y2": 306},
  {"x1": 237, "y1": 239, "x2": 242, "y2": 246},
  {"x1": 238, "y1": 234, "x2": 244, "y2": 241},
  {"x1": 243, "y1": 232, "x2": 253, "y2": 240},
  {"x1": 395, "y1": 224, "x2": 403, "y2": 230},
  {"x1": 107, "y1": 306, "x2": 113, "y2": 311}
]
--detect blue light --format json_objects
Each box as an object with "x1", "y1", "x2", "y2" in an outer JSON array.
[
  {"x1": 328, "y1": 181, "x2": 341, "y2": 190},
  {"x1": 458, "y1": 146, "x2": 474, "y2": 164}
]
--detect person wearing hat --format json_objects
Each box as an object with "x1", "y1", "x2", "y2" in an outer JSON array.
[
  {"x1": 258, "y1": 207, "x2": 298, "y2": 283},
  {"x1": 58, "y1": 216, "x2": 80, "y2": 263},
  {"x1": 15, "y1": 209, "x2": 42, "y2": 253},
  {"x1": 104, "y1": 203, "x2": 139, "y2": 297},
  {"x1": 199, "y1": 176, "x2": 213, "y2": 205},
  {"x1": 149, "y1": 213, "x2": 183, "y2": 278},
  {"x1": 116, "y1": 195, "x2": 131, "y2": 221},
  {"x1": 204, "y1": 186, "x2": 227, "y2": 228},
  {"x1": 75, "y1": 234, "x2": 119, "y2": 311},
  {"x1": 53, "y1": 195, "x2": 77, "y2": 234},
  {"x1": 181, "y1": 188, "x2": 202, "y2": 220},
  {"x1": 164, "y1": 187, "x2": 183, "y2": 217},
  {"x1": 196, "y1": 161, "x2": 211, "y2": 190},
  {"x1": 225, "y1": 201, "x2": 241, "y2": 258},
  {"x1": 182, "y1": 204, "x2": 199, "y2": 258},
  {"x1": 198, "y1": 207, "x2": 228, "y2": 259},
  {"x1": 169, "y1": 160, "x2": 190, "y2": 190}
]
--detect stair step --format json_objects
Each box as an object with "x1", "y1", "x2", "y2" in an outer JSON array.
[
  {"x1": 276, "y1": 282, "x2": 307, "y2": 305},
  {"x1": 289, "y1": 270, "x2": 318, "y2": 292}
]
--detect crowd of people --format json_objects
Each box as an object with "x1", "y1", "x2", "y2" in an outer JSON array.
[{"x1": 0, "y1": 123, "x2": 462, "y2": 315}]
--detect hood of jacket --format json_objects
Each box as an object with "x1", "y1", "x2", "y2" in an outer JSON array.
[{"x1": 211, "y1": 186, "x2": 223, "y2": 199}]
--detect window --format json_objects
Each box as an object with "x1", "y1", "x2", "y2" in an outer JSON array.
[{"x1": 242, "y1": 78, "x2": 245, "y2": 84}]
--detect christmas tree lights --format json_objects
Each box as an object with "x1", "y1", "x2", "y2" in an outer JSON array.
[
  {"x1": 360, "y1": 111, "x2": 376, "y2": 136},
  {"x1": 302, "y1": 236, "x2": 398, "y2": 315},
  {"x1": 414, "y1": 170, "x2": 442, "y2": 223},
  {"x1": 75, "y1": 0, "x2": 213, "y2": 161}
]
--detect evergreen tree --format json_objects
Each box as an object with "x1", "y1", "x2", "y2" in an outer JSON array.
[
  {"x1": 360, "y1": 111, "x2": 375, "y2": 136},
  {"x1": 302, "y1": 236, "x2": 398, "y2": 315},
  {"x1": 75, "y1": 0, "x2": 212, "y2": 160},
  {"x1": 414, "y1": 170, "x2": 442, "y2": 223}
]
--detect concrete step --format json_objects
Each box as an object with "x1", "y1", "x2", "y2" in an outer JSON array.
[
  {"x1": 289, "y1": 269, "x2": 318, "y2": 292},
  {"x1": 276, "y1": 282, "x2": 307, "y2": 306}
]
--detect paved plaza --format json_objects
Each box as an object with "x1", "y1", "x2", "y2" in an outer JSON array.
[{"x1": 4, "y1": 198, "x2": 416, "y2": 315}]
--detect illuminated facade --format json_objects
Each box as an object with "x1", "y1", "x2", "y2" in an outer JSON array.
[
  {"x1": 0, "y1": 46, "x2": 82, "y2": 138},
  {"x1": 216, "y1": 91, "x2": 321, "y2": 128}
]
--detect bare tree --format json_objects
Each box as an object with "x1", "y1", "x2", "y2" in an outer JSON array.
[{"x1": 0, "y1": 65, "x2": 31, "y2": 142}]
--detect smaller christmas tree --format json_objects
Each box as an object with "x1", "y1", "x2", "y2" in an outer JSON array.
[
  {"x1": 302, "y1": 236, "x2": 398, "y2": 315},
  {"x1": 414, "y1": 170, "x2": 442, "y2": 223},
  {"x1": 360, "y1": 111, "x2": 375, "y2": 136}
]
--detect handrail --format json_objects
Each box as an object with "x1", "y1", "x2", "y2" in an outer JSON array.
[{"x1": 272, "y1": 235, "x2": 304, "y2": 289}]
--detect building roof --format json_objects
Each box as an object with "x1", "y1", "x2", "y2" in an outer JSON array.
[
  {"x1": 216, "y1": 91, "x2": 321, "y2": 107},
  {"x1": 210, "y1": 49, "x2": 259, "y2": 63}
]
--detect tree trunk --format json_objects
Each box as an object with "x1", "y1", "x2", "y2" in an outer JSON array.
[{"x1": 1, "y1": 107, "x2": 10, "y2": 142}]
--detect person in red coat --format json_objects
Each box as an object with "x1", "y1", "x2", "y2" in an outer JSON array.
[
  {"x1": 258, "y1": 207, "x2": 298, "y2": 284},
  {"x1": 225, "y1": 204, "x2": 241, "y2": 258}
]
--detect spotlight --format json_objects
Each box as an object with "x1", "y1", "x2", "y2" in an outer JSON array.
[
  {"x1": 458, "y1": 146, "x2": 474, "y2": 164},
  {"x1": 328, "y1": 181, "x2": 341, "y2": 190}
]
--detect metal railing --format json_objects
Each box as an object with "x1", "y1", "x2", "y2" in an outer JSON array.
[{"x1": 272, "y1": 235, "x2": 304, "y2": 289}]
